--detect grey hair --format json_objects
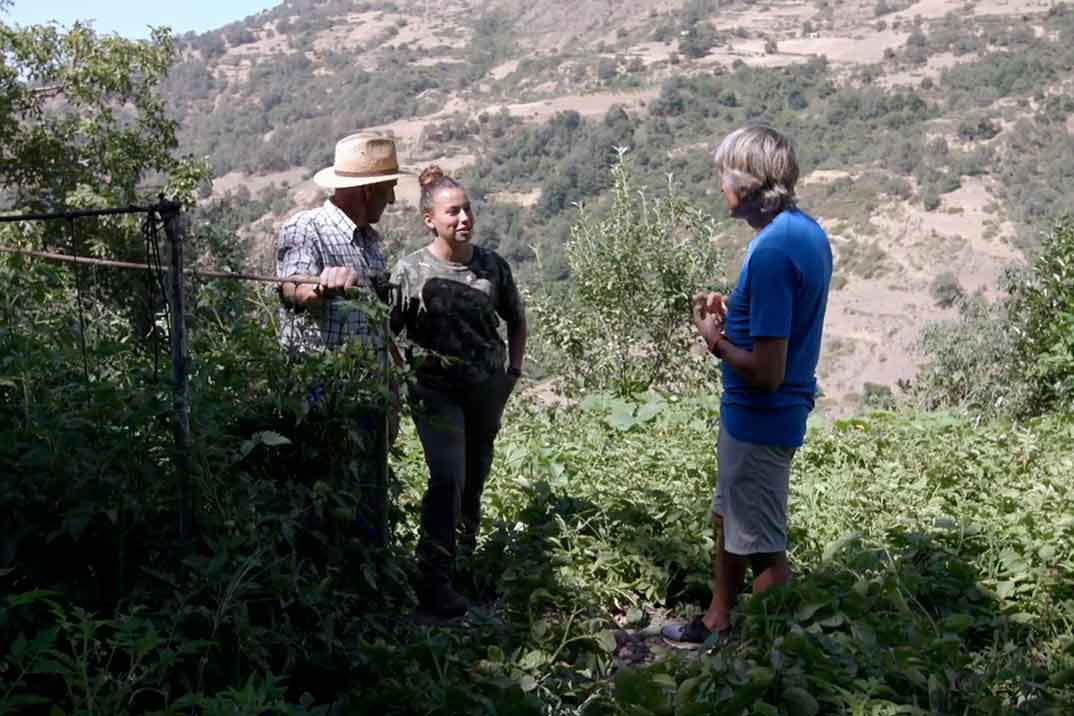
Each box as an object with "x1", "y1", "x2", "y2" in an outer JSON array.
[{"x1": 713, "y1": 125, "x2": 799, "y2": 214}]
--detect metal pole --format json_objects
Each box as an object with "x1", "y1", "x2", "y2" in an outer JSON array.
[
  {"x1": 161, "y1": 203, "x2": 194, "y2": 539},
  {"x1": 376, "y1": 315, "x2": 391, "y2": 549},
  {"x1": 0, "y1": 204, "x2": 157, "y2": 222}
]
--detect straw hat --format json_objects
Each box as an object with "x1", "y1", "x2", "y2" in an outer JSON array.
[{"x1": 313, "y1": 133, "x2": 412, "y2": 189}]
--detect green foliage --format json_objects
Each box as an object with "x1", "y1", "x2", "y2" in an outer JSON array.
[
  {"x1": 913, "y1": 294, "x2": 1020, "y2": 412},
  {"x1": 0, "y1": 18, "x2": 209, "y2": 334},
  {"x1": 6, "y1": 4, "x2": 1074, "y2": 714},
  {"x1": 678, "y1": 22, "x2": 720, "y2": 59},
  {"x1": 915, "y1": 219, "x2": 1074, "y2": 417},
  {"x1": 4, "y1": 254, "x2": 1074, "y2": 712},
  {"x1": 957, "y1": 115, "x2": 1001, "y2": 142},
  {"x1": 0, "y1": 21, "x2": 206, "y2": 210},
  {"x1": 528, "y1": 153, "x2": 725, "y2": 396},
  {"x1": 1007, "y1": 219, "x2": 1074, "y2": 415},
  {"x1": 611, "y1": 410, "x2": 1074, "y2": 715},
  {"x1": 930, "y1": 270, "x2": 965, "y2": 308},
  {"x1": 1, "y1": 210, "x2": 405, "y2": 710}
]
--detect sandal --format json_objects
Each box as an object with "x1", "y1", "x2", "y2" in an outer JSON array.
[{"x1": 660, "y1": 616, "x2": 732, "y2": 650}]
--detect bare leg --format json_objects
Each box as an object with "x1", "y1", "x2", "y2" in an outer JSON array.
[
  {"x1": 749, "y1": 552, "x2": 791, "y2": 594},
  {"x1": 702, "y1": 514, "x2": 747, "y2": 633}
]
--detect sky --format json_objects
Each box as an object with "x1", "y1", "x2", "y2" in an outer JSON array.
[{"x1": 5, "y1": 0, "x2": 282, "y2": 39}]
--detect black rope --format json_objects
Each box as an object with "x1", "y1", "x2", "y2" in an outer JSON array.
[
  {"x1": 0, "y1": 204, "x2": 161, "y2": 223},
  {"x1": 142, "y1": 211, "x2": 171, "y2": 381},
  {"x1": 68, "y1": 217, "x2": 92, "y2": 383}
]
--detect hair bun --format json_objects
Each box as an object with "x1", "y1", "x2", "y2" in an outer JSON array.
[{"x1": 419, "y1": 165, "x2": 445, "y2": 188}]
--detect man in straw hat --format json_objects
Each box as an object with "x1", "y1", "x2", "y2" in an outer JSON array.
[
  {"x1": 275, "y1": 132, "x2": 409, "y2": 552},
  {"x1": 277, "y1": 132, "x2": 410, "y2": 351}
]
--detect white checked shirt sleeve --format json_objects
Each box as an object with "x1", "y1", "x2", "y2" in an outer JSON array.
[
  {"x1": 277, "y1": 211, "x2": 323, "y2": 279},
  {"x1": 275, "y1": 201, "x2": 387, "y2": 352}
]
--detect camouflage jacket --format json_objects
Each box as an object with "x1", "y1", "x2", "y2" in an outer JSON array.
[{"x1": 390, "y1": 246, "x2": 524, "y2": 389}]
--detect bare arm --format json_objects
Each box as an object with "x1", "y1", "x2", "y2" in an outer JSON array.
[
  {"x1": 507, "y1": 316, "x2": 528, "y2": 372},
  {"x1": 692, "y1": 292, "x2": 787, "y2": 392},
  {"x1": 712, "y1": 335, "x2": 787, "y2": 393}
]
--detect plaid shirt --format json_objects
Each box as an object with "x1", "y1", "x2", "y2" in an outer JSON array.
[{"x1": 276, "y1": 199, "x2": 387, "y2": 352}]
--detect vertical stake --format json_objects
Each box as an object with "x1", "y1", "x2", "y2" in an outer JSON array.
[
  {"x1": 376, "y1": 314, "x2": 391, "y2": 549},
  {"x1": 161, "y1": 200, "x2": 194, "y2": 539}
]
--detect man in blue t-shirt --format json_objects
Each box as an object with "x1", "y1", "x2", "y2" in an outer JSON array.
[{"x1": 662, "y1": 125, "x2": 833, "y2": 647}]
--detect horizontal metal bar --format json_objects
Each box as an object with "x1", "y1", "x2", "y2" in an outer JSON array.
[
  {"x1": 0, "y1": 245, "x2": 321, "y2": 285},
  {"x1": 0, "y1": 200, "x2": 180, "y2": 223}
]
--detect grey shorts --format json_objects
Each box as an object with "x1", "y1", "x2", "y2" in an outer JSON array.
[{"x1": 712, "y1": 424, "x2": 796, "y2": 556}]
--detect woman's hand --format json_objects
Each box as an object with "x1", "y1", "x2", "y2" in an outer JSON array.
[{"x1": 504, "y1": 367, "x2": 521, "y2": 400}]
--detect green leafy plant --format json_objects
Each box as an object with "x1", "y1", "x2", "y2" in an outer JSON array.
[
  {"x1": 529, "y1": 152, "x2": 725, "y2": 397},
  {"x1": 1007, "y1": 218, "x2": 1074, "y2": 415}
]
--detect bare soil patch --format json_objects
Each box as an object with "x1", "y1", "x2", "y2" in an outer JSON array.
[
  {"x1": 878, "y1": 51, "x2": 969, "y2": 88},
  {"x1": 489, "y1": 60, "x2": 521, "y2": 81},
  {"x1": 801, "y1": 169, "x2": 854, "y2": 186},
  {"x1": 488, "y1": 188, "x2": 542, "y2": 208},
  {"x1": 393, "y1": 153, "x2": 476, "y2": 208},
  {"x1": 816, "y1": 176, "x2": 1022, "y2": 415},
  {"x1": 889, "y1": 0, "x2": 1061, "y2": 22},
  {"x1": 498, "y1": 89, "x2": 660, "y2": 122},
  {"x1": 212, "y1": 167, "x2": 309, "y2": 199},
  {"x1": 777, "y1": 30, "x2": 909, "y2": 65}
]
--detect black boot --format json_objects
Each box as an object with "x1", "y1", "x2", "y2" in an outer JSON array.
[{"x1": 417, "y1": 578, "x2": 468, "y2": 619}]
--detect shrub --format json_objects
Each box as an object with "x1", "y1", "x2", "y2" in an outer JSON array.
[
  {"x1": 913, "y1": 294, "x2": 1019, "y2": 411},
  {"x1": 922, "y1": 186, "x2": 941, "y2": 211},
  {"x1": 957, "y1": 116, "x2": 1000, "y2": 142},
  {"x1": 930, "y1": 270, "x2": 964, "y2": 307},
  {"x1": 529, "y1": 152, "x2": 725, "y2": 396},
  {"x1": 679, "y1": 22, "x2": 719, "y2": 59},
  {"x1": 915, "y1": 219, "x2": 1074, "y2": 416},
  {"x1": 1006, "y1": 218, "x2": 1074, "y2": 415}
]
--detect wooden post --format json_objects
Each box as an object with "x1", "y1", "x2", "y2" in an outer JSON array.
[{"x1": 160, "y1": 201, "x2": 194, "y2": 539}]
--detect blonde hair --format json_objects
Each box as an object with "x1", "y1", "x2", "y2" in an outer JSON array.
[{"x1": 713, "y1": 125, "x2": 799, "y2": 214}]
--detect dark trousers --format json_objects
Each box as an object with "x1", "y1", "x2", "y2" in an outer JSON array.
[{"x1": 409, "y1": 372, "x2": 508, "y2": 584}]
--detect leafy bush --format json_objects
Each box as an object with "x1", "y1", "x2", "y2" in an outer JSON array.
[
  {"x1": 913, "y1": 294, "x2": 1019, "y2": 412},
  {"x1": 1006, "y1": 218, "x2": 1074, "y2": 415},
  {"x1": 678, "y1": 22, "x2": 720, "y2": 59},
  {"x1": 930, "y1": 270, "x2": 965, "y2": 307},
  {"x1": 914, "y1": 219, "x2": 1074, "y2": 416},
  {"x1": 528, "y1": 153, "x2": 725, "y2": 396}
]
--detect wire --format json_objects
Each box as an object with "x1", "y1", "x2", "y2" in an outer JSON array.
[
  {"x1": 68, "y1": 217, "x2": 92, "y2": 383},
  {"x1": 143, "y1": 211, "x2": 171, "y2": 380}
]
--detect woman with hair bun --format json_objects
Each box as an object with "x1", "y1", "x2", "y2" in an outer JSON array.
[{"x1": 390, "y1": 166, "x2": 527, "y2": 618}]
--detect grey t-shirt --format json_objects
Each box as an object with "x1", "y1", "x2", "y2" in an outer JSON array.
[{"x1": 390, "y1": 246, "x2": 524, "y2": 389}]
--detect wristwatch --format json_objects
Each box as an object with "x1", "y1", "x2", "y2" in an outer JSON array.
[{"x1": 507, "y1": 366, "x2": 523, "y2": 378}]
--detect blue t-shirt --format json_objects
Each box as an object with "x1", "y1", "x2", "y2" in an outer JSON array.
[{"x1": 721, "y1": 208, "x2": 832, "y2": 448}]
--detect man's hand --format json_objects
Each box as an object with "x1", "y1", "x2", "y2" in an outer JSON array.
[
  {"x1": 281, "y1": 267, "x2": 363, "y2": 310},
  {"x1": 316, "y1": 267, "x2": 362, "y2": 299},
  {"x1": 692, "y1": 292, "x2": 727, "y2": 351},
  {"x1": 696, "y1": 292, "x2": 727, "y2": 323}
]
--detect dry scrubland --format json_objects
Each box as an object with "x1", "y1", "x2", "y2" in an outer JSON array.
[
  {"x1": 6, "y1": 2, "x2": 1074, "y2": 713},
  {"x1": 187, "y1": 0, "x2": 1072, "y2": 414}
]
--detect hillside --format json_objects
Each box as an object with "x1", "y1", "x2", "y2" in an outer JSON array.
[
  {"x1": 163, "y1": 0, "x2": 1074, "y2": 413},
  {"x1": 6, "y1": 6, "x2": 1074, "y2": 713}
]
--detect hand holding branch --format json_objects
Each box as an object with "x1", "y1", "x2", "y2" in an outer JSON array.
[{"x1": 315, "y1": 266, "x2": 363, "y2": 299}]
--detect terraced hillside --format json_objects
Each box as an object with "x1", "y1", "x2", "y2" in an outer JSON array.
[{"x1": 164, "y1": 0, "x2": 1074, "y2": 413}]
